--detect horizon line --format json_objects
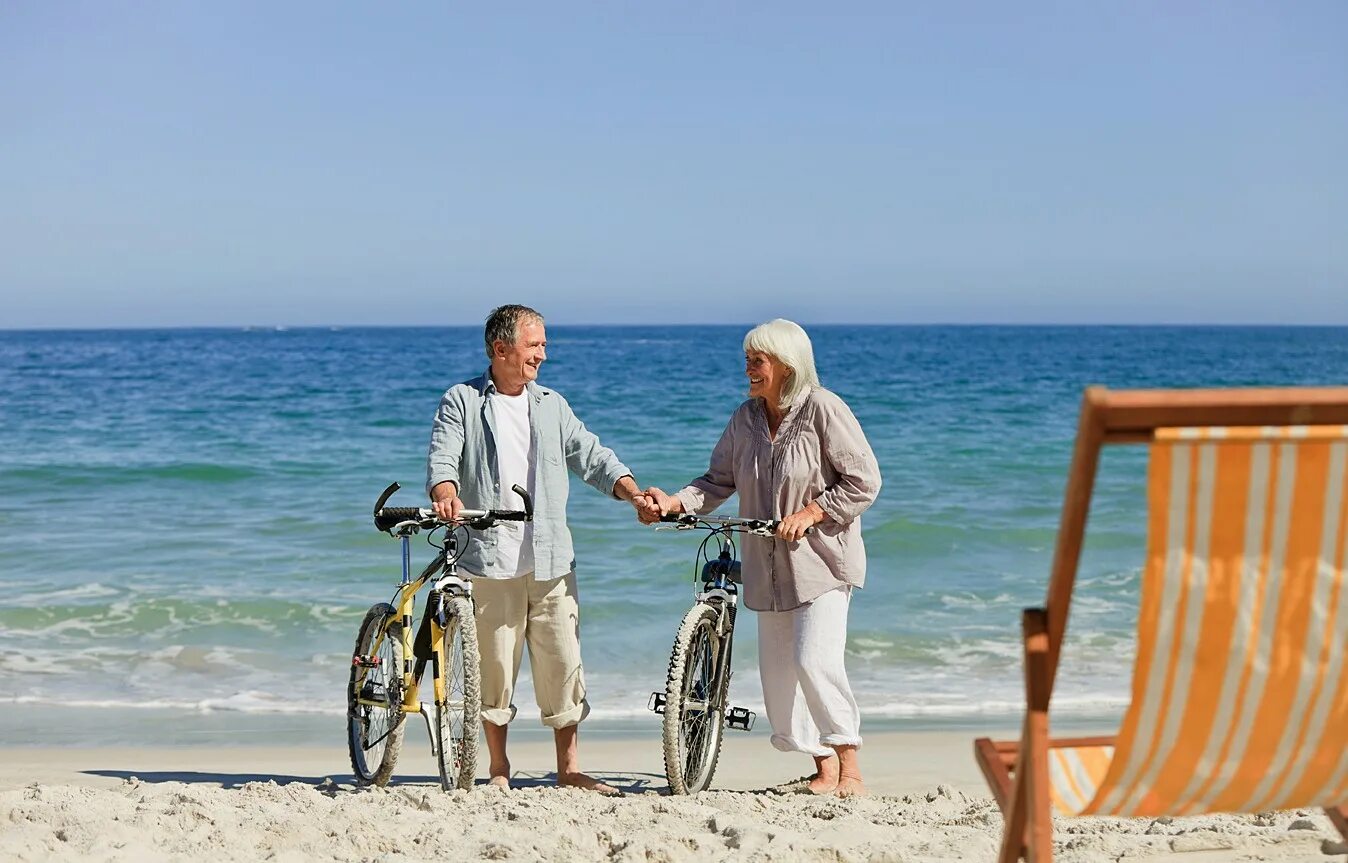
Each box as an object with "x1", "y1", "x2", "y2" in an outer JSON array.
[{"x1": 5, "y1": 321, "x2": 1348, "y2": 334}]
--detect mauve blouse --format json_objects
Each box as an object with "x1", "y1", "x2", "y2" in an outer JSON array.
[{"x1": 674, "y1": 387, "x2": 882, "y2": 612}]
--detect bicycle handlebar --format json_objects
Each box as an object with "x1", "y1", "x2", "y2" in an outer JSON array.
[
  {"x1": 372, "y1": 482, "x2": 533, "y2": 533},
  {"x1": 657, "y1": 513, "x2": 780, "y2": 534}
]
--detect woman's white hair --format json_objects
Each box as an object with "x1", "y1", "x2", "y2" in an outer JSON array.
[{"x1": 743, "y1": 318, "x2": 820, "y2": 410}]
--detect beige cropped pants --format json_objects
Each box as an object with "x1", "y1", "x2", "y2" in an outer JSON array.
[{"x1": 471, "y1": 570, "x2": 590, "y2": 729}]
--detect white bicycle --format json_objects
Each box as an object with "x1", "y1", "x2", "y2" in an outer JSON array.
[{"x1": 648, "y1": 513, "x2": 777, "y2": 794}]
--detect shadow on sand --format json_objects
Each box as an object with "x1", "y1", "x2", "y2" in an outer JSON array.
[{"x1": 82, "y1": 769, "x2": 666, "y2": 795}]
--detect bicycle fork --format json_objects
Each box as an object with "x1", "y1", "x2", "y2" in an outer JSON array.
[
  {"x1": 411, "y1": 570, "x2": 475, "y2": 758},
  {"x1": 712, "y1": 602, "x2": 755, "y2": 732}
]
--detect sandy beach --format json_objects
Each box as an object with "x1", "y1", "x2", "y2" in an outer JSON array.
[{"x1": 3, "y1": 730, "x2": 1344, "y2": 861}]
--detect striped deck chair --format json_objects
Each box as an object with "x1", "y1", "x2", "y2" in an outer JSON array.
[{"x1": 974, "y1": 386, "x2": 1348, "y2": 863}]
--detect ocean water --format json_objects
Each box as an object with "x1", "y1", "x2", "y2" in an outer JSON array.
[{"x1": 1, "y1": 325, "x2": 1345, "y2": 744}]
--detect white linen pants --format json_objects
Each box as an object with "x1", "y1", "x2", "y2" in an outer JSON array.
[{"x1": 757, "y1": 585, "x2": 861, "y2": 757}]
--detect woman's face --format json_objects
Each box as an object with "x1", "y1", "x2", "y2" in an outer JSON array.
[{"x1": 745, "y1": 350, "x2": 791, "y2": 403}]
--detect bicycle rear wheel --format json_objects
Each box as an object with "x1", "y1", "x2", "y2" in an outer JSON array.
[
  {"x1": 435, "y1": 596, "x2": 481, "y2": 791},
  {"x1": 348, "y1": 603, "x2": 405, "y2": 786},
  {"x1": 662, "y1": 602, "x2": 727, "y2": 794}
]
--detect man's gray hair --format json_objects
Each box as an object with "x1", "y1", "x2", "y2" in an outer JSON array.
[
  {"x1": 743, "y1": 318, "x2": 821, "y2": 410},
  {"x1": 484, "y1": 304, "x2": 544, "y2": 359}
]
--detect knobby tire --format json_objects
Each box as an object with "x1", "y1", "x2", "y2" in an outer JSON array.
[
  {"x1": 436, "y1": 596, "x2": 482, "y2": 791},
  {"x1": 662, "y1": 602, "x2": 727, "y2": 794}
]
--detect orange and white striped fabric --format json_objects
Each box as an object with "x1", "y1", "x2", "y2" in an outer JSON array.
[{"x1": 1049, "y1": 425, "x2": 1348, "y2": 818}]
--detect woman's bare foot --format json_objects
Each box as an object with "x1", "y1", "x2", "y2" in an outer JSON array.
[
  {"x1": 830, "y1": 744, "x2": 865, "y2": 797},
  {"x1": 770, "y1": 774, "x2": 816, "y2": 793},
  {"x1": 488, "y1": 759, "x2": 511, "y2": 789},
  {"x1": 834, "y1": 773, "x2": 867, "y2": 798},
  {"x1": 558, "y1": 771, "x2": 622, "y2": 795},
  {"x1": 807, "y1": 754, "x2": 840, "y2": 795}
]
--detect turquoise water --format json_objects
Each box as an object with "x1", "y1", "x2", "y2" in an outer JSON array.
[{"x1": 2, "y1": 325, "x2": 1345, "y2": 743}]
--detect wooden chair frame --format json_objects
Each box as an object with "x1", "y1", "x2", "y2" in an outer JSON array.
[{"x1": 974, "y1": 386, "x2": 1348, "y2": 862}]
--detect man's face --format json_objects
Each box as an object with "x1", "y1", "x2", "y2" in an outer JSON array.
[{"x1": 493, "y1": 319, "x2": 547, "y2": 387}]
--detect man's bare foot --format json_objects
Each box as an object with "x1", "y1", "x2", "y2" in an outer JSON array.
[
  {"x1": 557, "y1": 771, "x2": 622, "y2": 795},
  {"x1": 834, "y1": 774, "x2": 868, "y2": 798},
  {"x1": 488, "y1": 760, "x2": 511, "y2": 790}
]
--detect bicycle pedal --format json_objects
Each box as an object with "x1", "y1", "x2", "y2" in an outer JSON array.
[
  {"x1": 352, "y1": 655, "x2": 382, "y2": 668},
  {"x1": 648, "y1": 691, "x2": 667, "y2": 715},
  {"x1": 359, "y1": 680, "x2": 389, "y2": 705},
  {"x1": 725, "y1": 707, "x2": 755, "y2": 731}
]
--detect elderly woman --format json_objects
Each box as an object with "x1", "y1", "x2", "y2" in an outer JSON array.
[{"x1": 642, "y1": 319, "x2": 881, "y2": 797}]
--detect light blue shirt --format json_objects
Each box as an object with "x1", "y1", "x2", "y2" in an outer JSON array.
[{"x1": 426, "y1": 371, "x2": 631, "y2": 580}]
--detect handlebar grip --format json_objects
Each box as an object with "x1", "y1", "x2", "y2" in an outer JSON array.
[{"x1": 374, "y1": 506, "x2": 425, "y2": 532}]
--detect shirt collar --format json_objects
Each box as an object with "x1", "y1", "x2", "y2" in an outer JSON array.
[{"x1": 480, "y1": 370, "x2": 546, "y2": 401}]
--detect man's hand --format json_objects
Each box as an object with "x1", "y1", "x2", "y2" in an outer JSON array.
[
  {"x1": 776, "y1": 501, "x2": 825, "y2": 542},
  {"x1": 630, "y1": 492, "x2": 662, "y2": 523},
  {"x1": 430, "y1": 481, "x2": 463, "y2": 521},
  {"x1": 615, "y1": 475, "x2": 663, "y2": 523}
]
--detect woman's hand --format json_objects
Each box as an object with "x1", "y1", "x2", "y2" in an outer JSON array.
[{"x1": 776, "y1": 501, "x2": 825, "y2": 542}]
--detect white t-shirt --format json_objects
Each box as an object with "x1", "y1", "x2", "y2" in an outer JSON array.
[{"x1": 484, "y1": 388, "x2": 535, "y2": 579}]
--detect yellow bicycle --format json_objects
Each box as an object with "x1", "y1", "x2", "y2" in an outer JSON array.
[{"x1": 347, "y1": 481, "x2": 532, "y2": 790}]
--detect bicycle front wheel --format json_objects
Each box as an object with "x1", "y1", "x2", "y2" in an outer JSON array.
[
  {"x1": 348, "y1": 603, "x2": 405, "y2": 786},
  {"x1": 662, "y1": 602, "x2": 727, "y2": 794},
  {"x1": 435, "y1": 595, "x2": 481, "y2": 791}
]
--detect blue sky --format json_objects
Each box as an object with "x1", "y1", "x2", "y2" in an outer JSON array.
[{"x1": 2, "y1": 2, "x2": 1345, "y2": 327}]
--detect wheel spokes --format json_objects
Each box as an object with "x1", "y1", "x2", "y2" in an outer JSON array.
[
  {"x1": 679, "y1": 621, "x2": 720, "y2": 786},
  {"x1": 441, "y1": 619, "x2": 468, "y2": 774},
  {"x1": 357, "y1": 624, "x2": 400, "y2": 766}
]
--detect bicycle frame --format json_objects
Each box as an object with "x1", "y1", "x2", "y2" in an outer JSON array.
[
  {"x1": 357, "y1": 527, "x2": 472, "y2": 739},
  {"x1": 696, "y1": 545, "x2": 754, "y2": 731}
]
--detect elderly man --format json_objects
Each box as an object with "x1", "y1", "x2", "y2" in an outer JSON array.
[{"x1": 427, "y1": 304, "x2": 656, "y2": 793}]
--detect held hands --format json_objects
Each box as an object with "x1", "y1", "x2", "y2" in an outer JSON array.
[
  {"x1": 635, "y1": 486, "x2": 680, "y2": 524},
  {"x1": 629, "y1": 490, "x2": 663, "y2": 523},
  {"x1": 430, "y1": 482, "x2": 464, "y2": 521},
  {"x1": 776, "y1": 501, "x2": 826, "y2": 542}
]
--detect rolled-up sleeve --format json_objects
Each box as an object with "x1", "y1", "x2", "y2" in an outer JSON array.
[
  {"x1": 814, "y1": 397, "x2": 881, "y2": 525},
  {"x1": 426, "y1": 390, "x2": 466, "y2": 497},
  {"x1": 676, "y1": 418, "x2": 738, "y2": 515},
  {"x1": 558, "y1": 395, "x2": 630, "y2": 497}
]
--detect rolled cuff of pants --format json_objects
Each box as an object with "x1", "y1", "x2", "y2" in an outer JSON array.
[
  {"x1": 769, "y1": 733, "x2": 833, "y2": 758},
  {"x1": 819, "y1": 732, "x2": 862, "y2": 749},
  {"x1": 541, "y1": 698, "x2": 590, "y2": 729},
  {"x1": 482, "y1": 704, "x2": 518, "y2": 726}
]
